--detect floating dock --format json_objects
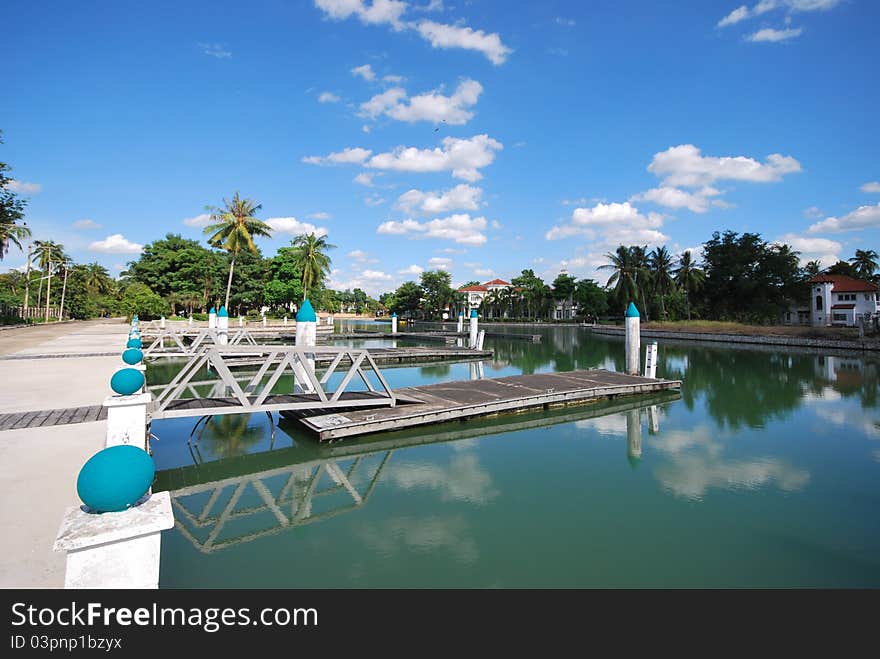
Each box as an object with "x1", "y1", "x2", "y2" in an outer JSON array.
[{"x1": 286, "y1": 369, "x2": 681, "y2": 441}]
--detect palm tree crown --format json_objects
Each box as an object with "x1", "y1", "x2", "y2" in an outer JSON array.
[
  {"x1": 674, "y1": 250, "x2": 705, "y2": 321},
  {"x1": 290, "y1": 233, "x2": 336, "y2": 301},
  {"x1": 849, "y1": 249, "x2": 879, "y2": 279}
]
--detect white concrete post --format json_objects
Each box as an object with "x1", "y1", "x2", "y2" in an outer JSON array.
[
  {"x1": 624, "y1": 302, "x2": 641, "y2": 376},
  {"x1": 284, "y1": 316, "x2": 288, "y2": 326},
  {"x1": 208, "y1": 307, "x2": 217, "y2": 329},
  {"x1": 104, "y1": 393, "x2": 151, "y2": 449},
  {"x1": 159, "y1": 316, "x2": 165, "y2": 329},
  {"x1": 391, "y1": 313, "x2": 398, "y2": 334},
  {"x1": 647, "y1": 405, "x2": 660, "y2": 434},
  {"x1": 457, "y1": 312, "x2": 464, "y2": 334},
  {"x1": 262, "y1": 315, "x2": 267, "y2": 328},
  {"x1": 477, "y1": 329, "x2": 486, "y2": 350},
  {"x1": 217, "y1": 306, "x2": 229, "y2": 346},
  {"x1": 53, "y1": 492, "x2": 174, "y2": 589},
  {"x1": 644, "y1": 341, "x2": 658, "y2": 378},
  {"x1": 239, "y1": 315, "x2": 243, "y2": 327},
  {"x1": 188, "y1": 315, "x2": 193, "y2": 326},
  {"x1": 626, "y1": 408, "x2": 642, "y2": 463},
  {"x1": 294, "y1": 300, "x2": 317, "y2": 393},
  {"x1": 469, "y1": 310, "x2": 479, "y2": 349}
]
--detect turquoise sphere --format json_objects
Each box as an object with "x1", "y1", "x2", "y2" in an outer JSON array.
[
  {"x1": 77, "y1": 446, "x2": 155, "y2": 513},
  {"x1": 110, "y1": 368, "x2": 145, "y2": 395},
  {"x1": 126, "y1": 338, "x2": 142, "y2": 349},
  {"x1": 122, "y1": 348, "x2": 143, "y2": 365}
]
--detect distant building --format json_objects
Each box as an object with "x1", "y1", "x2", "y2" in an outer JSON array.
[
  {"x1": 458, "y1": 278, "x2": 513, "y2": 312},
  {"x1": 785, "y1": 274, "x2": 879, "y2": 327}
]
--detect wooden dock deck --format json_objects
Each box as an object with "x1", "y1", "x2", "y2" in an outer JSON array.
[{"x1": 286, "y1": 369, "x2": 681, "y2": 441}]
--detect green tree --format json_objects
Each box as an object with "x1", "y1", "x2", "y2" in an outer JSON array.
[
  {"x1": 600, "y1": 246, "x2": 640, "y2": 314},
  {"x1": 574, "y1": 279, "x2": 608, "y2": 319},
  {"x1": 824, "y1": 260, "x2": 858, "y2": 278},
  {"x1": 551, "y1": 272, "x2": 577, "y2": 319},
  {"x1": 119, "y1": 282, "x2": 168, "y2": 320},
  {"x1": 511, "y1": 269, "x2": 545, "y2": 320},
  {"x1": 674, "y1": 250, "x2": 705, "y2": 321},
  {"x1": 649, "y1": 246, "x2": 675, "y2": 320},
  {"x1": 34, "y1": 240, "x2": 64, "y2": 320},
  {"x1": 803, "y1": 259, "x2": 822, "y2": 277},
  {"x1": 389, "y1": 281, "x2": 423, "y2": 316},
  {"x1": 849, "y1": 249, "x2": 879, "y2": 279},
  {"x1": 203, "y1": 192, "x2": 272, "y2": 309},
  {"x1": 420, "y1": 270, "x2": 454, "y2": 319},
  {"x1": 125, "y1": 234, "x2": 217, "y2": 303},
  {"x1": 289, "y1": 233, "x2": 335, "y2": 301},
  {"x1": 0, "y1": 131, "x2": 31, "y2": 261}
]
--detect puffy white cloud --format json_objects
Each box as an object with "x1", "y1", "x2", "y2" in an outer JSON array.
[
  {"x1": 546, "y1": 201, "x2": 667, "y2": 247},
  {"x1": 6, "y1": 180, "x2": 41, "y2": 194},
  {"x1": 807, "y1": 203, "x2": 880, "y2": 234},
  {"x1": 348, "y1": 249, "x2": 369, "y2": 261},
  {"x1": 318, "y1": 1, "x2": 407, "y2": 30},
  {"x1": 89, "y1": 234, "x2": 143, "y2": 254},
  {"x1": 383, "y1": 74, "x2": 404, "y2": 83},
  {"x1": 302, "y1": 146, "x2": 372, "y2": 165},
  {"x1": 265, "y1": 216, "x2": 328, "y2": 237},
  {"x1": 415, "y1": 20, "x2": 512, "y2": 65},
  {"x1": 803, "y1": 206, "x2": 823, "y2": 219},
  {"x1": 198, "y1": 42, "x2": 231, "y2": 58},
  {"x1": 307, "y1": 211, "x2": 331, "y2": 220},
  {"x1": 428, "y1": 256, "x2": 452, "y2": 269},
  {"x1": 396, "y1": 183, "x2": 482, "y2": 215},
  {"x1": 775, "y1": 232, "x2": 842, "y2": 267},
  {"x1": 398, "y1": 264, "x2": 424, "y2": 275},
  {"x1": 747, "y1": 27, "x2": 803, "y2": 42},
  {"x1": 360, "y1": 269, "x2": 393, "y2": 281},
  {"x1": 351, "y1": 63, "x2": 377, "y2": 81},
  {"x1": 183, "y1": 213, "x2": 213, "y2": 227},
  {"x1": 630, "y1": 186, "x2": 722, "y2": 213},
  {"x1": 718, "y1": 0, "x2": 842, "y2": 30},
  {"x1": 861, "y1": 181, "x2": 880, "y2": 194},
  {"x1": 473, "y1": 267, "x2": 494, "y2": 277},
  {"x1": 367, "y1": 134, "x2": 502, "y2": 181},
  {"x1": 72, "y1": 219, "x2": 101, "y2": 230},
  {"x1": 718, "y1": 5, "x2": 751, "y2": 27},
  {"x1": 360, "y1": 79, "x2": 483, "y2": 125},
  {"x1": 378, "y1": 213, "x2": 487, "y2": 245},
  {"x1": 647, "y1": 144, "x2": 801, "y2": 188},
  {"x1": 318, "y1": 91, "x2": 341, "y2": 103},
  {"x1": 354, "y1": 172, "x2": 376, "y2": 186}
]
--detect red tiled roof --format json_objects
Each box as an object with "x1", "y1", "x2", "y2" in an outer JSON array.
[
  {"x1": 483, "y1": 278, "x2": 511, "y2": 287},
  {"x1": 808, "y1": 274, "x2": 878, "y2": 293},
  {"x1": 458, "y1": 285, "x2": 488, "y2": 292},
  {"x1": 831, "y1": 304, "x2": 856, "y2": 310}
]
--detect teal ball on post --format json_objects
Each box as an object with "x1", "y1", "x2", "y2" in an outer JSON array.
[
  {"x1": 122, "y1": 348, "x2": 143, "y2": 365},
  {"x1": 77, "y1": 446, "x2": 155, "y2": 513},
  {"x1": 110, "y1": 368, "x2": 145, "y2": 395},
  {"x1": 126, "y1": 338, "x2": 142, "y2": 349}
]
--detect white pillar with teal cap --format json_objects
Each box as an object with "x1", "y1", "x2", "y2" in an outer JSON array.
[
  {"x1": 208, "y1": 306, "x2": 217, "y2": 329},
  {"x1": 469, "y1": 309, "x2": 479, "y2": 348},
  {"x1": 457, "y1": 311, "x2": 464, "y2": 333},
  {"x1": 625, "y1": 301, "x2": 640, "y2": 376},
  {"x1": 391, "y1": 312, "x2": 398, "y2": 334},
  {"x1": 217, "y1": 305, "x2": 229, "y2": 345},
  {"x1": 294, "y1": 299, "x2": 317, "y2": 393}
]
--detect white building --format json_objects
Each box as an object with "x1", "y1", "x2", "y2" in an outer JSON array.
[
  {"x1": 458, "y1": 278, "x2": 514, "y2": 312},
  {"x1": 807, "y1": 274, "x2": 879, "y2": 327}
]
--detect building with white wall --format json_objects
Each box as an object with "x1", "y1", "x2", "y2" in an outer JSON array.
[{"x1": 807, "y1": 274, "x2": 879, "y2": 327}]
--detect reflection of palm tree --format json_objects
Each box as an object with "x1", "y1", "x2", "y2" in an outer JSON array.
[{"x1": 199, "y1": 414, "x2": 267, "y2": 460}]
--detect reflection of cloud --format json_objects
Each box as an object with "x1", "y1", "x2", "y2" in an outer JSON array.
[
  {"x1": 650, "y1": 425, "x2": 720, "y2": 456},
  {"x1": 655, "y1": 455, "x2": 810, "y2": 500},
  {"x1": 813, "y1": 406, "x2": 880, "y2": 437},
  {"x1": 387, "y1": 454, "x2": 498, "y2": 504},
  {"x1": 358, "y1": 515, "x2": 478, "y2": 564},
  {"x1": 575, "y1": 413, "x2": 627, "y2": 436},
  {"x1": 802, "y1": 387, "x2": 842, "y2": 403}
]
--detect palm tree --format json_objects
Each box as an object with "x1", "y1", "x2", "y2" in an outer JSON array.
[
  {"x1": 649, "y1": 246, "x2": 675, "y2": 320},
  {"x1": 203, "y1": 192, "x2": 272, "y2": 309},
  {"x1": 674, "y1": 250, "x2": 705, "y2": 321},
  {"x1": 600, "y1": 246, "x2": 639, "y2": 313},
  {"x1": 849, "y1": 249, "x2": 879, "y2": 279},
  {"x1": 84, "y1": 262, "x2": 111, "y2": 294},
  {"x1": 34, "y1": 240, "x2": 63, "y2": 321},
  {"x1": 804, "y1": 260, "x2": 822, "y2": 277},
  {"x1": 289, "y1": 233, "x2": 336, "y2": 301},
  {"x1": 179, "y1": 291, "x2": 202, "y2": 315},
  {"x1": 57, "y1": 254, "x2": 72, "y2": 321},
  {"x1": 0, "y1": 218, "x2": 30, "y2": 261}
]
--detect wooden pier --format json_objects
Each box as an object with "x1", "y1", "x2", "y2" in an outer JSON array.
[{"x1": 287, "y1": 369, "x2": 681, "y2": 441}]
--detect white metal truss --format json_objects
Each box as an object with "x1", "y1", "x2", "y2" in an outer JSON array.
[{"x1": 142, "y1": 328, "x2": 259, "y2": 357}]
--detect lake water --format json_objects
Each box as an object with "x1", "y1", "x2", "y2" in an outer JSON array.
[{"x1": 150, "y1": 322, "x2": 880, "y2": 587}]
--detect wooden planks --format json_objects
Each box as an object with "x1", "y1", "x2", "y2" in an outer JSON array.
[
  {"x1": 291, "y1": 369, "x2": 681, "y2": 441},
  {"x1": 0, "y1": 405, "x2": 107, "y2": 431}
]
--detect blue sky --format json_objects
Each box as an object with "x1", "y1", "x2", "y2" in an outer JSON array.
[{"x1": 2, "y1": 0, "x2": 879, "y2": 295}]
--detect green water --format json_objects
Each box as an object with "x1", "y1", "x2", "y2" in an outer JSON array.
[{"x1": 151, "y1": 325, "x2": 880, "y2": 587}]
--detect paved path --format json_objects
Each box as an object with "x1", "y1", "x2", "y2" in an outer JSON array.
[{"x1": 0, "y1": 320, "x2": 128, "y2": 587}]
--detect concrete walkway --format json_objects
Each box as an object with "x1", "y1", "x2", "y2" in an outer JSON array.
[{"x1": 0, "y1": 320, "x2": 128, "y2": 587}]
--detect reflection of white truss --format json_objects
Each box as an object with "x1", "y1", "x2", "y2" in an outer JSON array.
[
  {"x1": 142, "y1": 328, "x2": 259, "y2": 357},
  {"x1": 149, "y1": 345, "x2": 397, "y2": 420},
  {"x1": 171, "y1": 452, "x2": 392, "y2": 553}
]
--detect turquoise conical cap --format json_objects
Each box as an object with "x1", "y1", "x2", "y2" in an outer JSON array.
[
  {"x1": 296, "y1": 299, "x2": 317, "y2": 322},
  {"x1": 470, "y1": 309, "x2": 478, "y2": 318},
  {"x1": 625, "y1": 302, "x2": 640, "y2": 318},
  {"x1": 218, "y1": 306, "x2": 228, "y2": 317}
]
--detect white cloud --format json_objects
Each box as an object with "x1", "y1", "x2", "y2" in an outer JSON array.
[
  {"x1": 318, "y1": 91, "x2": 341, "y2": 103},
  {"x1": 354, "y1": 172, "x2": 376, "y2": 187},
  {"x1": 351, "y1": 63, "x2": 377, "y2": 81},
  {"x1": 807, "y1": 203, "x2": 880, "y2": 234},
  {"x1": 361, "y1": 269, "x2": 393, "y2": 281},
  {"x1": 265, "y1": 216, "x2": 328, "y2": 237},
  {"x1": 398, "y1": 264, "x2": 424, "y2": 275},
  {"x1": 647, "y1": 144, "x2": 801, "y2": 189},
  {"x1": 776, "y1": 232, "x2": 842, "y2": 267},
  {"x1": 718, "y1": 0, "x2": 842, "y2": 30},
  {"x1": 747, "y1": 27, "x2": 803, "y2": 42},
  {"x1": 302, "y1": 147, "x2": 372, "y2": 165},
  {"x1": 348, "y1": 249, "x2": 369, "y2": 261},
  {"x1": 396, "y1": 183, "x2": 482, "y2": 215},
  {"x1": 555, "y1": 17, "x2": 576, "y2": 27},
  {"x1": 89, "y1": 234, "x2": 143, "y2": 254},
  {"x1": 318, "y1": 0, "x2": 408, "y2": 30},
  {"x1": 630, "y1": 186, "x2": 722, "y2": 213},
  {"x1": 546, "y1": 201, "x2": 667, "y2": 247},
  {"x1": 364, "y1": 194, "x2": 386, "y2": 206},
  {"x1": 6, "y1": 180, "x2": 41, "y2": 194},
  {"x1": 183, "y1": 213, "x2": 214, "y2": 227},
  {"x1": 198, "y1": 42, "x2": 231, "y2": 58},
  {"x1": 428, "y1": 257, "x2": 452, "y2": 269},
  {"x1": 718, "y1": 5, "x2": 751, "y2": 27},
  {"x1": 473, "y1": 267, "x2": 494, "y2": 277},
  {"x1": 490, "y1": 220, "x2": 501, "y2": 229},
  {"x1": 72, "y1": 219, "x2": 101, "y2": 230},
  {"x1": 367, "y1": 134, "x2": 502, "y2": 181},
  {"x1": 861, "y1": 181, "x2": 880, "y2": 194},
  {"x1": 383, "y1": 74, "x2": 405, "y2": 83},
  {"x1": 359, "y1": 78, "x2": 483, "y2": 125},
  {"x1": 307, "y1": 211, "x2": 332, "y2": 220},
  {"x1": 414, "y1": 0, "x2": 444, "y2": 11},
  {"x1": 415, "y1": 20, "x2": 512, "y2": 65},
  {"x1": 803, "y1": 206, "x2": 823, "y2": 219},
  {"x1": 378, "y1": 213, "x2": 487, "y2": 245}
]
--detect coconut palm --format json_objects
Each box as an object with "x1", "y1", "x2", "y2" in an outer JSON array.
[
  {"x1": 804, "y1": 260, "x2": 822, "y2": 277},
  {"x1": 649, "y1": 246, "x2": 675, "y2": 320},
  {"x1": 0, "y1": 218, "x2": 30, "y2": 261},
  {"x1": 203, "y1": 192, "x2": 272, "y2": 309},
  {"x1": 289, "y1": 233, "x2": 336, "y2": 301},
  {"x1": 34, "y1": 240, "x2": 63, "y2": 320},
  {"x1": 849, "y1": 249, "x2": 879, "y2": 279},
  {"x1": 84, "y1": 262, "x2": 111, "y2": 294},
  {"x1": 674, "y1": 250, "x2": 705, "y2": 321},
  {"x1": 57, "y1": 255, "x2": 72, "y2": 321},
  {"x1": 600, "y1": 246, "x2": 640, "y2": 313}
]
